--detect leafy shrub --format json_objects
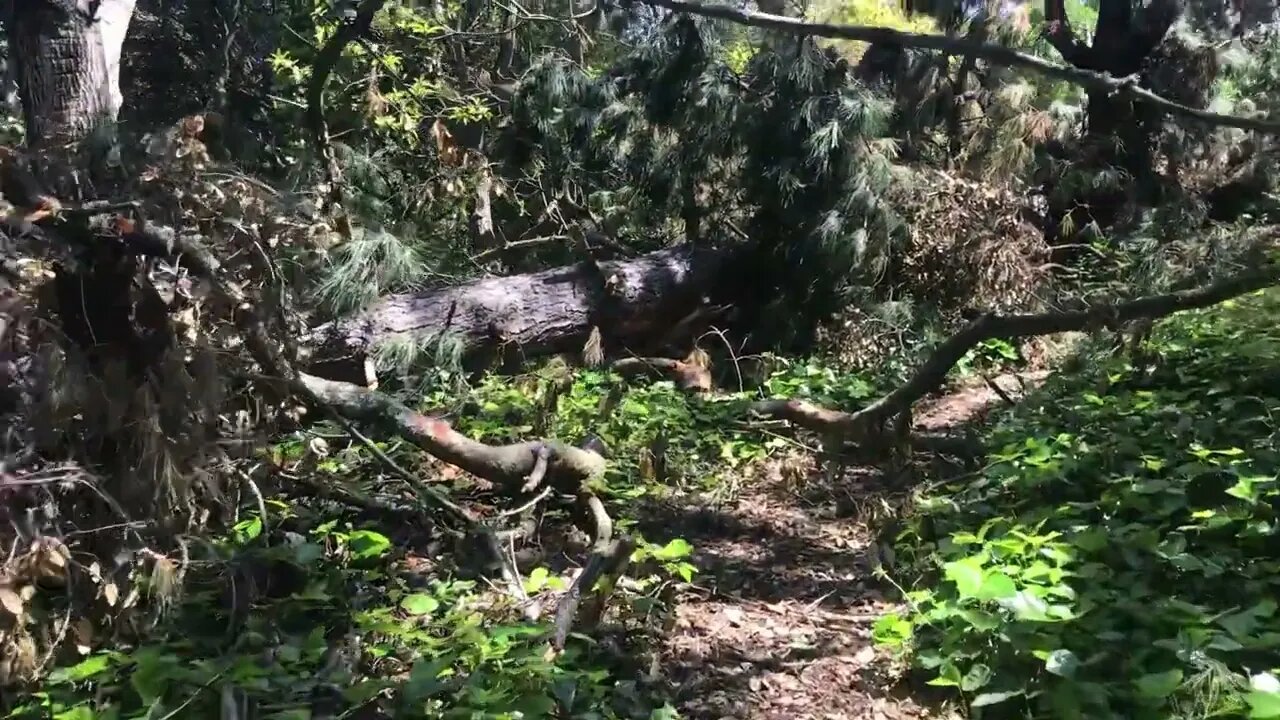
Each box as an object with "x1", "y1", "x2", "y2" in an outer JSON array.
[
  {"x1": 878, "y1": 289, "x2": 1280, "y2": 718},
  {"x1": 7, "y1": 509, "x2": 688, "y2": 720}
]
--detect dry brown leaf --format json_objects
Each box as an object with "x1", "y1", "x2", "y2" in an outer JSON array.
[
  {"x1": 101, "y1": 581, "x2": 119, "y2": 607},
  {"x1": 430, "y1": 120, "x2": 463, "y2": 167},
  {"x1": 0, "y1": 586, "x2": 24, "y2": 617}
]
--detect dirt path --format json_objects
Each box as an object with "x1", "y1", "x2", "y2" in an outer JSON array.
[{"x1": 649, "y1": 372, "x2": 1047, "y2": 720}]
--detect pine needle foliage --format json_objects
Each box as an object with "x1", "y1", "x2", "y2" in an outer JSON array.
[
  {"x1": 499, "y1": 15, "x2": 905, "y2": 350},
  {"x1": 311, "y1": 224, "x2": 427, "y2": 316}
]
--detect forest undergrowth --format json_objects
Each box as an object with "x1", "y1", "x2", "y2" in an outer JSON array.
[
  {"x1": 880, "y1": 288, "x2": 1280, "y2": 720},
  {"x1": 14, "y1": 289, "x2": 1280, "y2": 719}
]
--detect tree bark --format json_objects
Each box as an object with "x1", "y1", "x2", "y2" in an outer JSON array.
[
  {"x1": 6, "y1": 1, "x2": 141, "y2": 365},
  {"x1": 8, "y1": 0, "x2": 136, "y2": 151},
  {"x1": 1041, "y1": 0, "x2": 1180, "y2": 195},
  {"x1": 307, "y1": 244, "x2": 733, "y2": 375}
]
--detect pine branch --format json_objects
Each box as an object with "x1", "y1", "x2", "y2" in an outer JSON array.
[
  {"x1": 306, "y1": 0, "x2": 389, "y2": 232},
  {"x1": 631, "y1": 0, "x2": 1280, "y2": 135}
]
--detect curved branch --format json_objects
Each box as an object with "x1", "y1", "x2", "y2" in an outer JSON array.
[
  {"x1": 753, "y1": 264, "x2": 1280, "y2": 436},
  {"x1": 306, "y1": 0, "x2": 389, "y2": 224},
  {"x1": 634, "y1": 0, "x2": 1280, "y2": 134},
  {"x1": 299, "y1": 374, "x2": 607, "y2": 489}
]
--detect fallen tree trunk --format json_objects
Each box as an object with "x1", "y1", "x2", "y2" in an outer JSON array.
[{"x1": 306, "y1": 244, "x2": 732, "y2": 375}]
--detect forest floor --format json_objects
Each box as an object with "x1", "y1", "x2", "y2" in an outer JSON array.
[{"x1": 645, "y1": 372, "x2": 1048, "y2": 720}]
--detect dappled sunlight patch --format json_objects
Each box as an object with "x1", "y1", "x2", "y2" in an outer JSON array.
[
  {"x1": 9, "y1": 504, "x2": 691, "y2": 719},
  {"x1": 879, "y1": 288, "x2": 1280, "y2": 718}
]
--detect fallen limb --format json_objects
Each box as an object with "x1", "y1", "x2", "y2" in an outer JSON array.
[
  {"x1": 307, "y1": 244, "x2": 730, "y2": 374},
  {"x1": 611, "y1": 356, "x2": 711, "y2": 393},
  {"x1": 753, "y1": 265, "x2": 1280, "y2": 437},
  {"x1": 298, "y1": 374, "x2": 607, "y2": 489},
  {"x1": 634, "y1": 0, "x2": 1280, "y2": 135}
]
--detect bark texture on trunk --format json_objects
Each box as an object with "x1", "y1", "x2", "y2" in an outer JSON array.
[
  {"x1": 1042, "y1": 0, "x2": 1178, "y2": 193},
  {"x1": 8, "y1": 0, "x2": 136, "y2": 150},
  {"x1": 309, "y1": 245, "x2": 731, "y2": 370}
]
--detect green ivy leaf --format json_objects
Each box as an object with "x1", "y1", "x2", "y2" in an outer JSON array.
[
  {"x1": 927, "y1": 663, "x2": 963, "y2": 687},
  {"x1": 997, "y1": 590, "x2": 1053, "y2": 621},
  {"x1": 400, "y1": 593, "x2": 440, "y2": 615},
  {"x1": 347, "y1": 530, "x2": 392, "y2": 559},
  {"x1": 944, "y1": 557, "x2": 985, "y2": 599},
  {"x1": 524, "y1": 567, "x2": 550, "y2": 594},
  {"x1": 1134, "y1": 669, "x2": 1183, "y2": 699},
  {"x1": 1247, "y1": 691, "x2": 1280, "y2": 719},
  {"x1": 48, "y1": 654, "x2": 114, "y2": 684},
  {"x1": 653, "y1": 538, "x2": 693, "y2": 560},
  {"x1": 233, "y1": 516, "x2": 263, "y2": 543},
  {"x1": 962, "y1": 663, "x2": 993, "y2": 691},
  {"x1": 51, "y1": 707, "x2": 95, "y2": 720},
  {"x1": 871, "y1": 613, "x2": 913, "y2": 646},
  {"x1": 977, "y1": 572, "x2": 1018, "y2": 600}
]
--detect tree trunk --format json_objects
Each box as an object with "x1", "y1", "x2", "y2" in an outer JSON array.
[
  {"x1": 7, "y1": 1, "x2": 144, "y2": 369},
  {"x1": 5, "y1": 1, "x2": 172, "y2": 446},
  {"x1": 307, "y1": 244, "x2": 733, "y2": 377},
  {"x1": 8, "y1": 0, "x2": 136, "y2": 152},
  {"x1": 1041, "y1": 0, "x2": 1177, "y2": 201}
]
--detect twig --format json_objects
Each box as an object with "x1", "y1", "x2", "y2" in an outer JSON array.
[
  {"x1": 471, "y1": 235, "x2": 568, "y2": 263},
  {"x1": 634, "y1": 0, "x2": 1280, "y2": 134},
  {"x1": 980, "y1": 373, "x2": 1018, "y2": 407},
  {"x1": 156, "y1": 670, "x2": 228, "y2": 720},
  {"x1": 320, "y1": 405, "x2": 478, "y2": 527},
  {"x1": 498, "y1": 485, "x2": 552, "y2": 518},
  {"x1": 233, "y1": 467, "x2": 270, "y2": 539}
]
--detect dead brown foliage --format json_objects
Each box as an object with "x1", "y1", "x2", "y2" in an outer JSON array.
[
  {"x1": 820, "y1": 170, "x2": 1051, "y2": 369},
  {"x1": 0, "y1": 116, "x2": 339, "y2": 687}
]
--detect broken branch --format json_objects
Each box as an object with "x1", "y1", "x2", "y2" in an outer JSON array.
[
  {"x1": 298, "y1": 374, "x2": 607, "y2": 490},
  {"x1": 754, "y1": 264, "x2": 1280, "y2": 437},
  {"x1": 634, "y1": 0, "x2": 1280, "y2": 134},
  {"x1": 611, "y1": 356, "x2": 711, "y2": 393}
]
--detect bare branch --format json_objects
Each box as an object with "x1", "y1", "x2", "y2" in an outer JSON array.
[
  {"x1": 612, "y1": 356, "x2": 712, "y2": 393},
  {"x1": 634, "y1": 0, "x2": 1280, "y2": 134},
  {"x1": 753, "y1": 264, "x2": 1280, "y2": 436},
  {"x1": 298, "y1": 374, "x2": 607, "y2": 490},
  {"x1": 306, "y1": 0, "x2": 389, "y2": 230}
]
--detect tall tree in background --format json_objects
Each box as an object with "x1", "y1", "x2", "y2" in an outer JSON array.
[
  {"x1": 1040, "y1": 0, "x2": 1180, "y2": 190},
  {"x1": 7, "y1": 0, "x2": 136, "y2": 151}
]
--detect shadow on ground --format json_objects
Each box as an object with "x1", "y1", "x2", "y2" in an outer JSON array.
[
  {"x1": 630, "y1": 463, "x2": 937, "y2": 719},
  {"x1": 621, "y1": 375, "x2": 1049, "y2": 719}
]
